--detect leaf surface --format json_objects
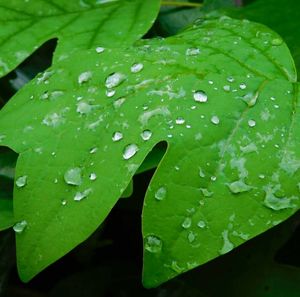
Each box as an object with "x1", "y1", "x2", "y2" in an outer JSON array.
[
  {"x1": 0, "y1": 17, "x2": 299, "y2": 286},
  {"x1": 0, "y1": 0, "x2": 160, "y2": 77}
]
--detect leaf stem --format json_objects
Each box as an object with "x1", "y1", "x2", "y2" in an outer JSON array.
[{"x1": 161, "y1": 1, "x2": 203, "y2": 8}]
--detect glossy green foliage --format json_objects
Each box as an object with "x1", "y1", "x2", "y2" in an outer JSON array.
[
  {"x1": 0, "y1": 0, "x2": 160, "y2": 77},
  {"x1": 0, "y1": 16, "x2": 300, "y2": 287}
]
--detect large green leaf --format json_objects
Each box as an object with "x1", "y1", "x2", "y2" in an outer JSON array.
[
  {"x1": 0, "y1": 0, "x2": 160, "y2": 77},
  {"x1": 0, "y1": 16, "x2": 299, "y2": 287},
  {"x1": 226, "y1": 0, "x2": 300, "y2": 72}
]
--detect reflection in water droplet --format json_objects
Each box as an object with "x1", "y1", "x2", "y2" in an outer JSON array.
[
  {"x1": 16, "y1": 176, "x2": 27, "y2": 188},
  {"x1": 64, "y1": 168, "x2": 82, "y2": 186},
  {"x1": 155, "y1": 187, "x2": 167, "y2": 201},
  {"x1": 13, "y1": 220, "x2": 27, "y2": 233},
  {"x1": 182, "y1": 217, "x2": 192, "y2": 229},
  {"x1": 112, "y1": 131, "x2": 123, "y2": 142},
  {"x1": 141, "y1": 130, "x2": 152, "y2": 141},
  {"x1": 193, "y1": 90, "x2": 208, "y2": 103},
  {"x1": 211, "y1": 116, "x2": 220, "y2": 125},
  {"x1": 123, "y1": 144, "x2": 138, "y2": 160},
  {"x1": 105, "y1": 72, "x2": 126, "y2": 88},
  {"x1": 131, "y1": 63, "x2": 144, "y2": 73},
  {"x1": 145, "y1": 235, "x2": 162, "y2": 253}
]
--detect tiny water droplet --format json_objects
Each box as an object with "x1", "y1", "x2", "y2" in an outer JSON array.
[
  {"x1": 131, "y1": 63, "x2": 144, "y2": 73},
  {"x1": 219, "y1": 230, "x2": 234, "y2": 255},
  {"x1": 61, "y1": 199, "x2": 67, "y2": 206},
  {"x1": 95, "y1": 46, "x2": 105, "y2": 53},
  {"x1": 248, "y1": 119, "x2": 256, "y2": 127},
  {"x1": 186, "y1": 47, "x2": 201, "y2": 56},
  {"x1": 271, "y1": 38, "x2": 283, "y2": 46},
  {"x1": 74, "y1": 188, "x2": 92, "y2": 201},
  {"x1": 239, "y1": 83, "x2": 247, "y2": 90},
  {"x1": 13, "y1": 220, "x2": 27, "y2": 233},
  {"x1": 176, "y1": 117, "x2": 185, "y2": 125},
  {"x1": 112, "y1": 131, "x2": 123, "y2": 142},
  {"x1": 106, "y1": 89, "x2": 116, "y2": 97},
  {"x1": 78, "y1": 71, "x2": 92, "y2": 84},
  {"x1": 188, "y1": 231, "x2": 196, "y2": 243},
  {"x1": 227, "y1": 180, "x2": 253, "y2": 194},
  {"x1": 16, "y1": 176, "x2": 27, "y2": 188},
  {"x1": 227, "y1": 76, "x2": 235, "y2": 83},
  {"x1": 105, "y1": 72, "x2": 126, "y2": 88},
  {"x1": 141, "y1": 130, "x2": 152, "y2": 141},
  {"x1": 64, "y1": 167, "x2": 82, "y2": 186},
  {"x1": 145, "y1": 235, "x2": 162, "y2": 253},
  {"x1": 89, "y1": 173, "x2": 97, "y2": 181},
  {"x1": 182, "y1": 217, "x2": 192, "y2": 229},
  {"x1": 223, "y1": 85, "x2": 231, "y2": 92},
  {"x1": 193, "y1": 90, "x2": 208, "y2": 103},
  {"x1": 90, "y1": 147, "x2": 98, "y2": 154},
  {"x1": 123, "y1": 144, "x2": 138, "y2": 160},
  {"x1": 197, "y1": 220, "x2": 206, "y2": 229},
  {"x1": 155, "y1": 187, "x2": 167, "y2": 201},
  {"x1": 76, "y1": 101, "x2": 92, "y2": 115},
  {"x1": 211, "y1": 116, "x2": 220, "y2": 125}
]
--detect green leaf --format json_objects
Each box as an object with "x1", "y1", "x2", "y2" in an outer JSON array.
[
  {"x1": 0, "y1": 0, "x2": 160, "y2": 77},
  {"x1": 226, "y1": 0, "x2": 300, "y2": 72},
  {"x1": 0, "y1": 199, "x2": 14, "y2": 231},
  {"x1": 0, "y1": 16, "x2": 299, "y2": 287}
]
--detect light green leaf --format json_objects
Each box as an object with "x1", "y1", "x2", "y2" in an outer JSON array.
[
  {"x1": 0, "y1": 17, "x2": 299, "y2": 287},
  {"x1": 0, "y1": 0, "x2": 160, "y2": 77},
  {"x1": 0, "y1": 199, "x2": 14, "y2": 230}
]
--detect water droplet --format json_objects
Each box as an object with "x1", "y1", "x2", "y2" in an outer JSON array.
[
  {"x1": 145, "y1": 235, "x2": 162, "y2": 253},
  {"x1": 193, "y1": 90, "x2": 208, "y2": 103},
  {"x1": 78, "y1": 71, "x2": 92, "y2": 84},
  {"x1": 242, "y1": 92, "x2": 258, "y2": 107},
  {"x1": 155, "y1": 187, "x2": 167, "y2": 201},
  {"x1": 90, "y1": 147, "x2": 98, "y2": 154},
  {"x1": 95, "y1": 46, "x2": 105, "y2": 53},
  {"x1": 176, "y1": 117, "x2": 185, "y2": 125},
  {"x1": 211, "y1": 176, "x2": 217, "y2": 181},
  {"x1": 113, "y1": 97, "x2": 126, "y2": 109},
  {"x1": 227, "y1": 180, "x2": 253, "y2": 194},
  {"x1": 186, "y1": 47, "x2": 201, "y2": 56},
  {"x1": 13, "y1": 220, "x2": 27, "y2": 233},
  {"x1": 188, "y1": 231, "x2": 196, "y2": 243},
  {"x1": 141, "y1": 130, "x2": 152, "y2": 141},
  {"x1": 64, "y1": 167, "x2": 82, "y2": 186},
  {"x1": 76, "y1": 101, "x2": 93, "y2": 115},
  {"x1": 182, "y1": 217, "x2": 192, "y2": 229},
  {"x1": 106, "y1": 89, "x2": 116, "y2": 97},
  {"x1": 89, "y1": 173, "x2": 97, "y2": 181},
  {"x1": 197, "y1": 220, "x2": 206, "y2": 229},
  {"x1": 16, "y1": 176, "x2": 27, "y2": 188},
  {"x1": 227, "y1": 76, "x2": 235, "y2": 83},
  {"x1": 211, "y1": 116, "x2": 220, "y2": 125},
  {"x1": 239, "y1": 83, "x2": 247, "y2": 90},
  {"x1": 123, "y1": 144, "x2": 138, "y2": 160},
  {"x1": 223, "y1": 85, "x2": 231, "y2": 92},
  {"x1": 219, "y1": 230, "x2": 234, "y2": 255},
  {"x1": 112, "y1": 131, "x2": 123, "y2": 142},
  {"x1": 131, "y1": 63, "x2": 144, "y2": 73},
  {"x1": 74, "y1": 188, "x2": 92, "y2": 201},
  {"x1": 61, "y1": 199, "x2": 67, "y2": 206},
  {"x1": 199, "y1": 168, "x2": 205, "y2": 178},
  {"x1": 105, "y1": 72, "x2": 126, "y2": 88},
  {"x1": 200, "y1": 188, "x2": 213, "y2": 197},
  {"x1": 248, "y1": 119, "x2": 256, "y2": 127},
  {"x1": 271, "y1": 38, "x2": 283, "y2": 46}
]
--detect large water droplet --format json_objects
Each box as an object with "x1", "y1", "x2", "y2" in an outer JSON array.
[
  {"x1": 112, "y1": 131, "x2": 123, "y2": 142},
  {"x1": 78, "y1": 71, "x2": 92, "y2": 84},
  {"x1": 13, "y1": 220, "x2": 27, "y2": 233},
  {"x1": 131, "y1": 63, "x2": 144, "y2": 73},
  {"x1": 193, "y1": 90, "x2": 208, "y2": 103},
  {"x1": 141, "y1": 130, "x2": 152, "y2": 141},
  {"x1": 123, "y1": 144, "x2": 138, "y2": 160},
  {"x1": 16, "y1": 176, "x2": 27, "y2": 188},
  {"x1": 64, "y1": 167, "x2": 82, "y2": 186},
  {"x1": 105, "y1": 72, "x2": 126, "y2": 88},
  {"x1": 155, "y1": 187, "x2": 167, "y2": 201},
  {"x1": 219, "y1": 230, "x2": 234, "y2": 255},
  {"x1": 227, "y1": 180, "x2": 253, "y2": 194},
  {"x1": 145, "y1": 235, "x2": 162, "y2": 253},
  {"x1": 182, "y1": 217, "x2": 192, "y2": 229}
]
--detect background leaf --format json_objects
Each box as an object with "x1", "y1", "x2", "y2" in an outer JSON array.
[
  {"x1": 0, "y1": 16, "x2": 299, "y2": 287},
  {"x1": 0, "y1": 0, "x2": 160, "y2": 77}
]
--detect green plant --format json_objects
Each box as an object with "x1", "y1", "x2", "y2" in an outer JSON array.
[{"x1": 0, "y1": 0, "x2": 299, "y2": 290}]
